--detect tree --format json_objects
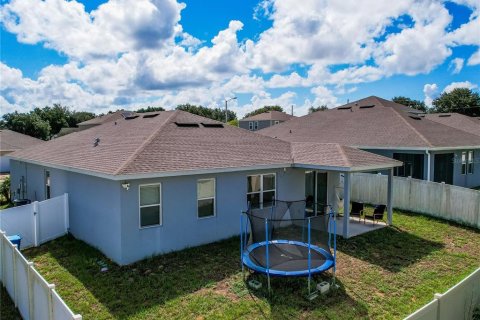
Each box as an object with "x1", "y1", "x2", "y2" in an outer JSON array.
[
  {"x1": 135, "y1": 106, "x2": 165, "y2": 113},
  {"x1": 0, "y1": 176, "x2": 11, "y2": 204},
  {"x1": 432, "y1": 88, "x2": 480, "y2": 117},
  {"x1": 176, "y1": 104, "x2": 236, "y2": 122},
  {"x1": 67, "y1": 111, "x2": 95, "y2": 127},
  {"x1": 32, "y1": 104, "x2": 70, "y2": 134},
  {"x1": 392, "y1": 96, "x2": 427, "y2": 112},
  {"x1": 243, "y1": 105, "x2": 283, "y2": 119},
  {"x1": 2, "y1": 112, "x2": 51, "y2": 140},
  {"x1": 227, "y1": 119, "x2": 239, "y2": 127},
  {"x1": 308, "y1": 105, "x2": 328, "y2": 113}
]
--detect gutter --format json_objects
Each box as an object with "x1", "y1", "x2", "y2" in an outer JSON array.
[{"x1": 354, "y1": 146, "x2": 480, "y2": 151}]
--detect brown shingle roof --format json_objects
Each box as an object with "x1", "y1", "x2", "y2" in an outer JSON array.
[
  {"x1": 241, "y1": 111, "x2": 295, "y2": 121},
  {"x1": 77, "y1": 110, "x2": 125, "y2": 127},
  {"x1": 259, "y1": 96, "x2": 480, "y2": 149},
  {"x1": 424, "y1": 113, "x2": 480, "y2": 137},
  {"x1": 9, "y1": 110, "x2": 399, "y2": 177},
  {"x1": 0, "y1": 129, "x2": 44, "y2": 152}
]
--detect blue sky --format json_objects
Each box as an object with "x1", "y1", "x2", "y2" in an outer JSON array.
[{"x1": 1, "y1": 0, "x2": 479, "y2": 116}]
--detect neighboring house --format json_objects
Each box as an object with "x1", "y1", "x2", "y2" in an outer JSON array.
[
  {"x1": 0, "y1": 129, "x2": 43, "y2": 173},
  {"x1": 8, "y1": 110, "x2": 399, "y2": 264},
  {"x1": 239, "y1": 111, "x2": 295, "y2": 131},
  {"x1": 56, "y1": 111, "x2": 126, "y2": 137},
  {"x1": 259, "y1": 96, "x2": 480, "y2": 188}
]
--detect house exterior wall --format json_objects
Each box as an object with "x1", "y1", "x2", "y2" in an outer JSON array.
[
  {"x1": 431, "y1": 149, "x2": 480, "y2": 188},
  {"x1": 239, "y1": 120, "x2": 283, "y2": 131},
  {"x1": 363, "y1": 149, "x2": 429, "y2": 180},
  {"x1": 118, "y1": 167, "x2": 306, "y2": 264},
  {"x1": 9, "y1": 160, "x2": 123, "y2": 263}
]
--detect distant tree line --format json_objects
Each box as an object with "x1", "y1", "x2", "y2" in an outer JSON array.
[{"x1": 244, "y1": 105, "x2": 283, "y2": 118}]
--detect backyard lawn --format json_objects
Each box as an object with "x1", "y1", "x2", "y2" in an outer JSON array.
[{"x1": 4, "y1": 209, "x2": 479, "y2": 319}]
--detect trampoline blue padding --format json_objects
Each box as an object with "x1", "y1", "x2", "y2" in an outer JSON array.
[{"x1": 242, "y1": 240, "x2": 334, "y2": 277}]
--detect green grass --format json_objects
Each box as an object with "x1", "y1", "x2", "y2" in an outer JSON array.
[
  {"x1": 1, "y1": 286, "x2": 21, "y2": 320},
  {"x1": 10, "y1": 210, "x2": 479, "y2": 319}
]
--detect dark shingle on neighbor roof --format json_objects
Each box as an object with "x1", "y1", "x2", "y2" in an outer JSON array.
[
  {"x1": 259, "y1": 96, "x2": 480, "y2": 148},
  {"x1": 0, "y1": 129, "x2": 44, "y2": 152},
  {"x1": 77, "y1": 110, "x2": 125, "y2": 127},
  {"x1": 424, "y1": 113, "x2": 480, "y2": 137},
  {"x1": 9, "y1": 110, "x2": 400, "y2": 176},
  {"x1": 241, "y1": 111, "x2": 295, "y2": 122}
]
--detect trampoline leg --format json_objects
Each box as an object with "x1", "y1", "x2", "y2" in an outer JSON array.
[{"x1": 267, "y1": 274, "x2": 271, "y2": 293}]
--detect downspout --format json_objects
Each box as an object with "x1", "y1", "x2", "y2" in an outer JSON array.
[{"x1": 425, "y1": 150, "x2": 431, "y2": 181}]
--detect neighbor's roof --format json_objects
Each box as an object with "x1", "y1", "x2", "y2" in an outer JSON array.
[
  {"x1": 424, "y1": 113, "x2": 480, "y2": 137},
  {"x1": 77, "y1": 110, "x2": 125, "y2": 127},
  {"x1": 8, "y1": 110, "x2": 399, "y2": 179},
  {"x1": 259, "y1": 96, "x2": 480, "y2": 149},
  {"x1": 0, "y1": 129, "x2": 44, "y2": 152},
  {"x1": 241, "y1": 111, "x2": 295, "y2": 122}
]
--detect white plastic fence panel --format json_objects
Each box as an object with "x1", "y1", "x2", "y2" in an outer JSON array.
[
  {"x1": 3, "y1": 236, "x2": 16, "y2": 299},
  {"x1": 14, "y1": 247, "x2": 32, "y2": 320},
  {"x1": 437, "y1": 268, "x2": 480, "y2": 320},
  {"x1": 52, "y1": 288, "x2": 82, "y2": 320},
  {"x1": 0, "y1": 203, "x2": 36, "y2": 248},
  {"x1": 31, "y1": 266, "x2": 52, "y2": 320},
  {"x1": 403, "y1": 299, "x2": 438, "y2": 320},
  {"x1": 38, "y1": 194, "x2": 68, "y2": 245}
]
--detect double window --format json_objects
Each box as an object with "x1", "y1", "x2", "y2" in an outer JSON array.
[
  {"x1": 462, "y1": 151, "x2": 474, "y2": 175},
  {"x1": 248, "y1": 121, "x2": 259, "y2": 131},
  {"x1": 247, "y1": 173, "x2": 276, "y2": 209},
  {"x1": 197, "y1": 178, "x2": 215, "y2": 218},
  {"x1": 139, "y1": 184, "x2": 162, "y2": 228},
  {"x1": 44, "y1": 170, "x2": 51, "y2": 200}
]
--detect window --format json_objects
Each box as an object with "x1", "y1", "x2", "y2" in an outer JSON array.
[
  {"x1": 248, "y1": 122, "x2": 254, "y2": 130},
  {"x1": 461, "y1": 151, "x2": 474, "y2": 175},
  {"x1": 197, "y1": 179, "x2": 215, "y2": 218},
  {"x1": 139, "y1": 184, "x2": 161, "y2": 228},
  {"x1": 393, "y1": 153, "x2": 424, "y2": 179},
  {"x1": 254, "y1": 121, "x2": 259, "y2": 130},
  {"x1": 249, "y1": 121, "x2": 259, "y2": 131},
  {"x1": 247, "y1": 173, "x2": 276, "y2": 209},
  {"x1": 45, "y1": 170, "x2": 51, "y2": 200}
]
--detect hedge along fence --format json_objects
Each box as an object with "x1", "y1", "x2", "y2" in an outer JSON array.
[
  {"x1": 404, "y1": 267, "x2": 480, "y2": 320},
  {"x1": 351, "y1": 173, "x2": 480, "y2": 228},
  {"x1": 0, "y1": 231, "x2": 81, "y2": 320}
]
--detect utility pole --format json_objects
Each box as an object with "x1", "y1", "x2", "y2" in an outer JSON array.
[{"x1": 225, "y1": 97, "x2": 237, "y2": 123}]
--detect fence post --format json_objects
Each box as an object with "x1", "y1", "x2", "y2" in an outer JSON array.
[
  {"x1": 33, "y1": 201, "x2": 40, "y2": 247},
  {"x1": 0, "y1": 230, "x2": 5, "y2": 286},
  {"x1": 11, "y1": 242, "x2": 18, "y2": 307},
  {"x1": 64, "y1": 193, "x2": 69, "y2": 232},
  {"x1": 27, "y1": 261, "x2": 34, "y2": 320},
  {"x1": 48, "y1": 283, "x2": 55, "y2": 320}
]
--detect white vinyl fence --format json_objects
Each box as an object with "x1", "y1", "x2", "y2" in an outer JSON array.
[
  {"x1": 351, "y1": 173, "x2": 480, "y2": 228},
  {"x1": 0, "y1": 194, "x2": 69, "y2": 248},
  {"x1": 0, "y1": 231, "x2": 82, "y2": 320},
  {"x1": 404, "y1": 267, "x2": 480, "y2": 320}
]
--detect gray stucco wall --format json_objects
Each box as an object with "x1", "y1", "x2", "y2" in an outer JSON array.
[
  {"x1": 239, "y1": 120, "x2": 283, "y2": 131},
  {"x1": 118, "y1": 167, "x2": 306, "y2": 264},
  {"x1": 9, "y1": 160, "x2": 123, "y2": 263}
]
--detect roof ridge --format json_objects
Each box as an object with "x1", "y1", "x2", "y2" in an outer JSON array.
[
  {"x1": 113, "y1": 110, "x2": 178, "y2": 175},
  {"x1": 336, "y1": 144, "x2": 352, "y2": 167},
  {"x1": 388, "y1": 101, "x2": 433, "y2": 147}
]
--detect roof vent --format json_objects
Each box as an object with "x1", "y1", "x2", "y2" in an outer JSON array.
[
  {"x1": 175, "y1": 122, "x2": 199, "y2": 127},
  {"x1": 409, "y1": 115, "x2": 422, "y2": 120},
  {"x1": 338, "y1": 106, "x2": 352, "y2": 110},
  {"x1": 121, "y1": 111, "x2": 136, "y2": 119},
  {"x1": 359, "y1": 104, "x2": 375, "y2": 109},
  {"x1": 93, "y1": 137, "x2": 100, "y2": 147},
  {"x1": 201, "y1": 123, "x2": 224, "y2": 128},
  {"x1": 438, "y1": 114, "x2": 451, "y2": 117},
  {"x1": 143, "y1": 113, "x2": 159, "y2": 118}
]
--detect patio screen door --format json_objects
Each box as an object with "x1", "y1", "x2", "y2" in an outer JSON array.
[
  {"x1": 305, "y1": 171, "x2": 328, "y2": 215},
  {"x1": 434, "y1": 153, "x2": 454, "y2": 184}
]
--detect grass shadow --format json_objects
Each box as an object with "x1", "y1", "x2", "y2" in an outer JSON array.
[
  {"x1": 243, "y1": 272, "x2": 369, "y2": 319},
  {"x1": 338, "y1": 224, "x2": 444, "y2": 273},
  {"x1": 24, "y1": 235, "x2": 241, "y2": 319}
]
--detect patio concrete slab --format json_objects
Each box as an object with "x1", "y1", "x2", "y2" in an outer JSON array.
[{"x1": 334, "y1": 216, "x2": 387, "y2": 238}]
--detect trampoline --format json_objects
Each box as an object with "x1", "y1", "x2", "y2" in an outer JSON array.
[{"x1": 240, "y1": 200, "x2": 337, "y2": 293}]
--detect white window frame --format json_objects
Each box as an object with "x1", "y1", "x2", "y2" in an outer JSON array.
[
  {"x1": 461, "y1": 151, "x2": 467, "y2": 175},
  {"x1": 139, "y1": 183, "x2": 162, "y2": 229},
  {"x1": 44, "y1": 170, "x2": 51, "y2": 200},
  {"x1": 467, "y1": 150, "x2": 474, "y2": 174},
  {"x1": 248, "y1": 122, "x2": 254, "y2": 130},
  {"x1": 254, "y1": 121, "x2": 259, "y2": 130},
  {"x1": 246, "y1": 173, "x2": 276, "y2": 209},
  {"x1": 197, "y1": 178, "x2": 216, "y2": 219},
  {"x1": 274, "y1": 120, "x2": 280, "y2": 125}
]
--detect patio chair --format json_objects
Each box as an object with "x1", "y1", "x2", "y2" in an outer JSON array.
[
  {"x1": 350, "y1": 201, "x2": 364, "y2": 221},
  {"x1": 364, "y1": 204, "x2": 386, "y2": 225}
]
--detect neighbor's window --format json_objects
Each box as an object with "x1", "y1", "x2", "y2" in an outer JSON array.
[
  {"x1": 139, "y1": 184, "x2": 161, "y2": 228},
  {"x1": 461, "y1": 152, "x2": 467, "y2": 175},
  {"x1": 45, "y1": 170, "x2": 51, "y2": 200},
  {"x1": 247, "y1": 173, "x2": 276, "y2": 209},
  {"x1": 467, "y1": 150, "x2": 474, "y2": 174},
  {"x1": 197, "y1": 178, "x2": 215, "y2": 218},
  {"x1": 249, "y1": 122, "x2": 254, "y2": 130},
  {"x1": 254, "y1": 121, "x2": 259, "y2": 130}
]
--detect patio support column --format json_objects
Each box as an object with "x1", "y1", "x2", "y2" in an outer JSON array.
[
  {"x1": 343, "y1": 172, "x2": 351, "y2": 238},
  {"x1": 387, "y1": 169, "x2": 393, "y2": 225}
]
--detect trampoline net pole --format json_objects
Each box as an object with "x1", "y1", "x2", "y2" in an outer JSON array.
[
  {"x1": 240, "y1": 212, "x2": 244, "y2": 278},
  {"x1": 265, "y1": 218, "x2": 271, "y2": 292}
]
